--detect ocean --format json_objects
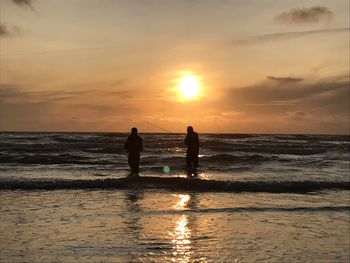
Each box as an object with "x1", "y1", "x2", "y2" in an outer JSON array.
[{"x1": 0, "y1": 132, "x2": 349, "y2": 262}]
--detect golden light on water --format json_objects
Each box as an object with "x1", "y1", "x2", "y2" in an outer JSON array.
[
  {"x1": 177, "y1": 74, "x2": 201, "y2": 100},
  {"x1": 171, "y1": 215, "x2": 191, "y2": 262},
  {"x1": 170, "y1": 194, "x2": 192, "y2": 262},
  {"x1": 175, "y1": 194, "x2": 191, "y2": 210}
]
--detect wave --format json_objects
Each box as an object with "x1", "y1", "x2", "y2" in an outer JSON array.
[
  {"x1": 0, "y1": 153, "x2": 115, "y2": 165},
  {"x1": 1, "y1": 177, "x2": 348, "y2": 193},
  {"x1": 143, "y1": 154, "x2": 186, "y2": 162},
  {"x1": 201, "y1": 154, "x2": 280, "y2": 164},
  {"x1": 203, "y1": 133, "x2": 261, "y2": 139},
  {"x1": 205, "y1": 145, "x2": 330, "y2": 155},
  {"x1": 0, "y1": 152, "x2": 285, "y2": 166},
  {"x1": 0, "y1": 144, "x2": 337, "y2": 156},
  {"x1": 1, "y1": 134, "x2": 347, "y2": 157},
  {"x1": 151, "y1": 206, "x2": 350, "y2": 215},
  {"x1": 83, "y1": 147, "x2": 125, "y2": 154}
]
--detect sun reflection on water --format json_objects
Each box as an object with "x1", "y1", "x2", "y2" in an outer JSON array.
[
  {"x1": 174, "y1": 194, "x2": 191, "y2": 210},
  {"x1": 169, "y1": 194, "x2": 192, "y2": 262},
  {"x1": 171, "y1": 215, "x2": 191, "y2": 262}
]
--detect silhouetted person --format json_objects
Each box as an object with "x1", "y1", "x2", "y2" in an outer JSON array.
[
  {"x1": 124, "y1": 127, "x2": 143, "y2": 175},
  {"x1": 184, "y1": 126, "x2": 199, "y2": 169}
]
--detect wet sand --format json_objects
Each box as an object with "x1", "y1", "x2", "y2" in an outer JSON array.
[{"x1": 1, "y1": 189, "x2": 349, "y2": 262}]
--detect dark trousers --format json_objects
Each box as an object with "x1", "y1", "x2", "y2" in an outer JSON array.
[
  {"x1": 186, "y1": 150, "x2": 198, "y2": 167},
  {"x1": 128, "y1": 152, "x2": 140, "y2": 174}
]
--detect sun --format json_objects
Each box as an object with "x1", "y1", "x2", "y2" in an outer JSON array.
[{"x1": 178, "y1": 75, "x2": 200, "y2": 100}]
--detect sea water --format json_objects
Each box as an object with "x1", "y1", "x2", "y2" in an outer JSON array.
[{"x1": 0, "y1": 132, "x2": 349, "y2": 262}]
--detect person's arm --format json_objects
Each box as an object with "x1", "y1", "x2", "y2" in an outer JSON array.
[
  {"x1": 124, "y1": 137, "x2": 130, "y2": 150},
  {"x1": 184, "y1": 135, "x2": 189, "y2": 146}
]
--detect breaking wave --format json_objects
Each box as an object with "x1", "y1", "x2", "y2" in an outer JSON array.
[
  {"x1": 0, "y1": 153, "x2": 286, "y2": 166},
  {"x1": 201, "y1": 154, "x2": 281, "y2": 164},
  {"x1": 0, "y1": 153, "x2": 115, "y2": 165},
  {"x1": 0, "y1": 177, "x2": 348, "y2": 193}
]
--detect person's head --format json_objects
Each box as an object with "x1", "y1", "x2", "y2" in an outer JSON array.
[
  {"x1": 131, "y1": 127, "x2": 138, "y2": 134},
  {"x1": 187, "y1": 126, "x2": 194, "y2": 133}
]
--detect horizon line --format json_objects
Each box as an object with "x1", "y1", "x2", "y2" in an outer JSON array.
[{"x1": 0, "y1": 130, "x2": 348, "y2": 136}]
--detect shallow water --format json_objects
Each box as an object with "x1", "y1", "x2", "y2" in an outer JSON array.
[
  {"x1": 0, "y1": 132, "x2": 349, "y2": 182},
  {"x1": 1, "y1": 132, "x2": 349, "y2": 262},
  {"x1": 1, "y1": 190, "x2": 349, "y2": 262}
]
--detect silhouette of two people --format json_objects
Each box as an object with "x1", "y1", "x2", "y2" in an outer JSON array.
[
  {"x1": 124, "y1": 127, "x2": 143, "y2": 176},
  {"x1": 124, "y1": 126, "x2": 199, "y2": 175}
]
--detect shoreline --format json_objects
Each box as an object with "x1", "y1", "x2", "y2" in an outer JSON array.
[{"x1": 1, "y1": 176, "x2": 349, "y2": 193}]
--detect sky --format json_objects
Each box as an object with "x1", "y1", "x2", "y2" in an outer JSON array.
[{"x1": 0, "y1": 0, "x2": 349, "y2": 134}]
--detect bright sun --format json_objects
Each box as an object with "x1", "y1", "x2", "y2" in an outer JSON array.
[{"x1": 178, "y1": 75, "x2": 200, "y2": 100}]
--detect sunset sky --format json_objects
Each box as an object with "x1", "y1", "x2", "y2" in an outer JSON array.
[{"x1": 0, "y1": 0, "x2": 349, "y2": 133}]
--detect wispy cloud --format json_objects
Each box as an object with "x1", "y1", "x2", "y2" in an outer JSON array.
[
  {"x1": 232, "y1": 27, "x2": 349, "y2": 45},
  {"x1": 287, "y1": 111, "x2": 309, "y2": 122},
  {"x1": 1, "y1": 0, "x2": 35, "y2": 38},
  {"x1": 0, "y1": 84, "x2": 133, "y2": 104},
  {"x1": 0, "y1": 82, "x2": 146, "y2": 131},
  {"x1": 12, "y1": 0, "x2": 35, "y2": 9},
  {"x1": 267, "y1": 76, "x2": 303, "y2": 83},
  {"x1": 0, "y1": 24, "x2": 26, "y2": 38},
  {"x1": 0, "y1": 24, "x2": 11, "y2": 37},
  {"x1": 275, "y1": 6, "x2": 333, "y2": 25}
]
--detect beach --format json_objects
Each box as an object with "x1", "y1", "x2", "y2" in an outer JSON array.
[{"x1": 2, "y1": 0, "x2": 349, "y2": 261}]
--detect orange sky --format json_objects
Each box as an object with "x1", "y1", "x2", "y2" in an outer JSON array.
[{"x1": 0, "y1": 0, "x2": 349, "y2": 133}]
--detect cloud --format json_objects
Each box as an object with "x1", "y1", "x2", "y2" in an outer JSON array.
[
  {"x1": 12, "y1": 0, "x2": 35, "y2": 9},
  {"x1": 0, "y1": 84, "x2": 142, "y2": 131},
  {"x1": 0, "y1": 24, "x2": 10, "y2": 37},
  {"x1": 287, "y1": 111, "x2": 309, "y2": 122},
  {"x1": 217, "y1": 74, "x2": 350, "y2": 133},
  {"x1": 1, "y1": 1, "x2": 34, "y2": 38},
  {"x1": 107, "y1": 90, "x2": 134, "y2": 98},
  {"x1": 232, "y1": 27, "x2": 349, "y2": 45},
  {"x1": 0, "y1": 85, "x2": 70, "y2": 103},
  {"x1": 225, "y1": 75, "x2": 349, "y2": 114},
  {"x1": 1, "y1": 74, "x2": 348, "y2": 133},
  {"x1": 0, "y1": 84, "x2": 135, "y2": 104},
  {"x1": 267, "y1": 76, "x2": 303, "y2": 83},
  {"x1": 275, "y1": 6, "x2": 334, "y2": 24},
  {"x1": 0, "y1": 23, "x2": 25, "y2": 38},
  {"x1": 1, "y1": 0, "x2": 34, "y2": 39}
]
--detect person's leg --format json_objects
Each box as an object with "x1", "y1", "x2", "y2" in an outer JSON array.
[
  {"x1": 128, "y1": 153, "x2": 138, "y2": 175},
  {"x1": 130, "y1": 152, "x2": 140, "y2": 175},
  {"x1": 128, "y1": 154, "x2": 133, "y2": 172},
  {"x1": 134, "y1": 152, "x2": 140, "y2": 174},
  {"x1": 193, "y1": 155, "x2": 199, "y2": 167},
  {"x1": 186, "y1": 151, "x2": 192, "y2": 167}
]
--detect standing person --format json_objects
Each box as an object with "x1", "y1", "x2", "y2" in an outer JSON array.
[
  {"x1": 124, "y1": 127, "x2": 143, "y2": 176},
  {"x1": 184, "y1": 126, "x2": 199, "y2": 168}
]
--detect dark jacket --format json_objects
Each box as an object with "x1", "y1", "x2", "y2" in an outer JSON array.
[
  {"x1": 124, "y1": 134, "x2": 143, "y2": 153},
  {"x1": 185, "y1": 132, "x2": 199, "y2": 152}
]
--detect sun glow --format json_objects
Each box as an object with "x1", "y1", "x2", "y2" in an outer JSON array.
[{"x1": 178, "y1": 75, "x2": 201, "y2": 100}]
